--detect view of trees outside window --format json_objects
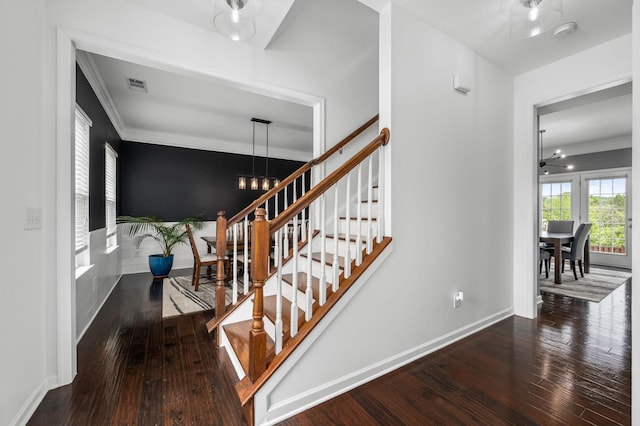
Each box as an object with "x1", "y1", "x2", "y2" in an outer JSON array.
[
  {"x1": 588, "y1": 178, "x2": 627, "y2": 254},
  {"x1": 541, "y1": 182, "x2": 571, "y2": 230}
]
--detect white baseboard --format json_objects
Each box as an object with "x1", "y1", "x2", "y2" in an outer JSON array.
[
  {"x1": 260, "y1": 308, "x2": 514, "y2": 425},
  {"x1": 10, "y1": 375, "x2": 58, "y2": 426}
]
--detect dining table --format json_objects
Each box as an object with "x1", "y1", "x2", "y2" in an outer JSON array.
[
  {"x1": 201, "y1": 236, "x2": 248, "y2": 278},
  {"x1": 539, "y1": 231, "x2": 590, "y2": 284}
]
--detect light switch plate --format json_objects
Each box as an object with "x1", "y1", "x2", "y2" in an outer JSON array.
[{"x1": 25, "y1": 207, "x2": 42, "y2": 230}]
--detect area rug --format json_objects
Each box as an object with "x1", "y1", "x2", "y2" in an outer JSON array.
[
  {"x1": 162, "y1": 275, "x2": 238, "y2": 318},
  {"x1": 540, "y1": 266, "x2": 631, "y2": 303}
]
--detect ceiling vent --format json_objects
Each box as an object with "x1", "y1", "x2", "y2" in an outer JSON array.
[{"x1": 126, "y1": 77, "x2": 148, "y2": 93}]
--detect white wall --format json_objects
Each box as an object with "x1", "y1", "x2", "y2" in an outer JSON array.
[
  {"x1": 513, "y1": 34, "x2": 632, "y2": 319},
  {"x1": 631, "y1": 2, "x2": 639, "y2": 423},
  {"x1": 0, "y1": 1, "x2": 50, "y2": 425},
  {"x1": 255, "y1": 4, "x2": 515, "y2": 423},
  {"x1": 2, "y1": 0, "x2": 379, "y2": 423}
]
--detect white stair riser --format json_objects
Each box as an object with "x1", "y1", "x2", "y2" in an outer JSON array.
[
  {"x1": 312, "y1": 236, "x2": 361, "y2": 257},
  {"x1": 339, "y1": 218, "x2": 378, "y2": 237},
  {"x1": 357, "y1": 201, "x2": 379, "y2": 217}
]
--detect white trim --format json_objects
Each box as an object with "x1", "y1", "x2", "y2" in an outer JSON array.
[
  {"x1": 56, "y1": 26, "x2": 77, "y2": 385},
  {"x1": 76, "y1": 50, "x2": 125, "y2": 138},
  {"x1": 8, "y1": 375, "x2": 58, "y2": 426},
  {"x1": 514, "y1": 68, "x2": 633, "y2": 320},
  {"x1": 121, "y1": 128, "x2": 313, "y2": 162},
  {"x1": 257, "y1": 304, "x2": 513, "y2": 425},
  {"x1": 55, "y1": 26, "x2": 327, "y2": 385}
]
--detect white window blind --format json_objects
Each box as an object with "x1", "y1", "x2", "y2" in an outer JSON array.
[
  {"x1": 105, "y1": 143, "x2": 117, "y2": 248},
  {"x1": 75, "y1": 106, "x2": 91, "y2": 255}
]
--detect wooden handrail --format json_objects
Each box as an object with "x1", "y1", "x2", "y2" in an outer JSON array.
[
  {"x1": 227, "y1": 114, "x2": 379, "y2": 227},
  {"x1": 270, "y1": 128, "x2": 389, "y2": 233}
]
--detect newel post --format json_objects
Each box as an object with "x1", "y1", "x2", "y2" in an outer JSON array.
[
  {"x1": 215, "y1": 211, "x2": 227, "y2": 323},
  {"x1": 249, "y1": 208, "x2": 269, "y2": 381}
]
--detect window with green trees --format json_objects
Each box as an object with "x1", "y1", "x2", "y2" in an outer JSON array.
[
  {"x1": 588, "y1": 178, "x2": 627, "y2": 254},
  {"x1": 541, "y1": 182, "x2": 571, "y2": 230}
]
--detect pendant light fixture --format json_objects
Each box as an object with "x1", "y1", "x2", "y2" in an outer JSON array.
[
  {"x1": 538, "y1": 129, "x2": 574, "y2": 175},
  {"x1": 510, "y1": 0, "x2": 563, "y2": 39},
  {"x1": 213, "y1": 0, "x2": 256, "y2": 42},
  {"x1": 238, "y1": 117, "x2": 278, "y2": 191}
]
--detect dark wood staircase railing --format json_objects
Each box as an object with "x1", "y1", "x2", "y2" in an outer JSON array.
[
  {"x1": 205, "y1": 115, "x2": 380, "y2": 333},
  {"x1": 207, "y1": 117, "x2": 390, "y2": 425}
]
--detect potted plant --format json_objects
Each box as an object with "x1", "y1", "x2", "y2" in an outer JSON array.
[{"x1": 117, "y1": 215, "x2": 204, "y2": 278}]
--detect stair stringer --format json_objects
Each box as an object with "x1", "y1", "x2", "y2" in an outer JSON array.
[{"x1": 251, "y1": 241, "x2": 394, "y2": 426}]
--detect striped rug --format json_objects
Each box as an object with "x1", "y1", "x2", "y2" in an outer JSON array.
[
  {"x1": 162, "y1": 275, "x2": 237, "y2": 318},
  {"x1": 540, "y1": 265, "x2": 631, "y2": 302}
]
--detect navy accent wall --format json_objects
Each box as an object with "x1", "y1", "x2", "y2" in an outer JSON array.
[
  {"x1": 76, "y1": 64, "x2": 122, "y2": 231},
  {"x1": 118, "y1": 142, "x2": 305, "y2": 221}
]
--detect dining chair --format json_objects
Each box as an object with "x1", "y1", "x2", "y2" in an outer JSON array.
[
  {"x1": 561, "y1": 223, "x2": 592, "y2": 280},
  {"x1": 539, "y1": 249, "x2": 551, "y2": 279},
  {"x1": 542, "y1": 220, "x2": 575, "y2": 251},
  {"x1": 547, "y1": 220, "x2": 574, "y2": 233},
  {"x1": 186, "y1": 224, "x2": 218, "y2": 291}
]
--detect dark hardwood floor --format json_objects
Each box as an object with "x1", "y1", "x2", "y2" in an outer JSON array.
[{"x1": 29, "y1": 269, "x2": 631, "y2": 425}]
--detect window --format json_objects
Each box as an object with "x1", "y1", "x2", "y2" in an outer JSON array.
[
  {"x1": 75, "y1": 106, "x2": 91, "y2": 266},
  {"x1": 587, "y1": 177, "x2": 627, "y2": 254},
  {"x1": 105, "y1": 143, "x2": 118, "y2": 249},
  {"x1": 540, "y1": 181, "x2": 571, "y2": 230}
]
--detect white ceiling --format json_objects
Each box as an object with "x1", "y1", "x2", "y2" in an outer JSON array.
[
  {"x1": 540, "y1": 88, "x2": 632, "y2": 155},
  {"x1": 81, "y1": 0, "x2": 633, "y2": 159},
  {"x1": 392, "y1": 0, "x2": 633, "y2": 76},
  {"x1": 78, "y1": 50, "x2": 314, "y2": 161}
]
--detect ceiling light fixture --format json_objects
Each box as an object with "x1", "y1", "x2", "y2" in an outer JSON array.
[
  {"x1": 510, "y1": 0, "x2": 563, "y2": 39},
  {"x1": 213, "y1": 0, "x2": 256, "y2": 42},
  {"x1": 538, "y1": 129, "x2": 574, "y2": 175},
  {"x1": 238, "y1": 118, "x2": 278, "y2": 191}
]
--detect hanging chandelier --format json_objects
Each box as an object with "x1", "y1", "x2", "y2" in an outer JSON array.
[
  {"x1": 538, "y1": 129, "x2": 573, "y2": 175},
  {"x1": 238, "y1": 118, "x2": 279, "y2": 191},
  {"x1": 510, "y1": 0, "x2": 563, "y2": 39}
]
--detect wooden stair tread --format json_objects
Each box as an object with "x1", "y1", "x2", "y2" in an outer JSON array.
[
  {"x1": 339, "y1": 216, "x2": 377, "y2": 221},
  {"x1": 282, "y1": 272, "x2": 334, "y2": 299},
  {"x1": 223, "y1": 319, "x2": 275, "y2": 375},
  {"x1": 263, "y1": 295, "x2": 305, "y2": 342}
]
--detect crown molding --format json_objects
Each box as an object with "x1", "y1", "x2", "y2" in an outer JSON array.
[
  {"x1": 122, "y1": 128, "x2": 312, "y2": 162},
  {"x1": 76, "y1": 50, "x2": 126, "y2": 138}
]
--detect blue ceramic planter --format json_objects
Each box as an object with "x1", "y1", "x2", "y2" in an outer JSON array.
[{"x1": 148, "y1": 254, "x2": 174, "y2": 278}]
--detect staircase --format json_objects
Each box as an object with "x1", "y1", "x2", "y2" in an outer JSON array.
[{"x1": 206, "y1": 116, "x2": 391, "y2": 425}]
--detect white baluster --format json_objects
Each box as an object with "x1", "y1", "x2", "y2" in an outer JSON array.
[
  {"x1": 305, "y1": 208, "x2": 313, "y2": 320},
  {"x1": 377, "y1": 146, "x2": 384, "y2": 243},
  {"x1": 283, "y1": 187, "x2": 289, "y2": 257},
  {"x1": 243, "y1": 216, "x2": 249, "y2": 293},
  {"x1": 344, "y1": 174, "x2": 351, "y2": 279},
  {"x1": 356, "y1": 163, "x2": 363, "y2": 266},
  {"x1": 332, "y1": 185, "x2": 339, "y2": 292},
  {"x1": 290, "y1": 214, "x2": 299, "y2": 337},
  {"x1": 274, "y1": 230, "x2": 283, "y2": 354},
  {"x1": 301, "y1": 173, "x2": 307, "y2": 242},
  {"x1": 367, "y1": 155, "x2": 373, "y2": 254},
  {"x1": 319, "y1": 193, "x2": 326, "y2": 306},
  {"x1": 232, "y1": 223, "x2": 238, "y2": 304}
]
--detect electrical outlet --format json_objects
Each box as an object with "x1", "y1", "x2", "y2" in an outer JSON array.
[
  {"x1": 25, "y1": 207, "x2": 42, "y2": 230},
  {"x1": 453, "y1": 290, "x2": 464, "y2": 309}
]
